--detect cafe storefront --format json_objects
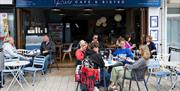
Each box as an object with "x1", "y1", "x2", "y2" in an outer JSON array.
[{"x1": 15, "y1": 0, "x2": 161, "y2": 53}]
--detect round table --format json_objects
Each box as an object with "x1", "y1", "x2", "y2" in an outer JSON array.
[
  {"x1": 5, "y1": 61, "x2": 30, "y2": 67},
  {"x1": 5, "y1": 61, "x2": 30, "y2": 91}
]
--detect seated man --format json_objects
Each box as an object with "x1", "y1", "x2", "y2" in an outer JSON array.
[
  {"x1": 2, "y1": 37, "x2": 30, "y2": 61},
  {"x1": 108, "y1": 39, "x2": 134, "y2": 90},
  {"x1": 40, "y1": 35, "x2": 55, "y2": 73},
  {"x1": 113, "y1": 38, "x2": 134, "y2": 64},
  {"x1": 88, "y1": 42, "x2": 110, "y2": 87}
]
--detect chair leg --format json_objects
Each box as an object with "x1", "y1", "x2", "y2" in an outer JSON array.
[
  {"x1": 76, "y1": 82, "x2": 79, "y2": 91},
  {"x1": 41, "y1": 70, "x2": 46, "y2": 80},
  {"x1": 32, "y1": 71, "x2": 36, "y2": 86},
  {"x1": 156, "y1": 77, "x2": 162, "y2": 91},
  {"x1": 69, "y1": 52, "x2": 72, "y2": 62},
  {"x1": 135, "y1": 80, "x2": 140, "y2": 91},
  {"x1": 121, "y1": 78, "x2": 125, "y2": 91},
  {"x1": 129, "y1": 79, "x2": 132, "y2": 90},
  {"x1": 49, "y1": 64, "x2": 52, "y2": 73},
  {"x1": 144, "y1": 79, "x2": 148, "y2": 91},
  {"x1": 62, "y1": 53, "x2": 66, "y2": 62},
  {"x1": 55, "y1": 60, "x2": 59, "y2": 70},
  {"x1": 146, "y1": 74, "x2": 151, "y2": 84}
]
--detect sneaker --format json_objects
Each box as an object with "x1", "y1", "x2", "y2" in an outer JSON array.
[
  {"x1": 94, "y1": 86, "x2": 99, "y2": 91},
  {"x1": 112, "y1": 85, "x2": 118, "y2": 90},
  {"x1": 108, "y1": 84, "x2": 113, "y2": 91}
]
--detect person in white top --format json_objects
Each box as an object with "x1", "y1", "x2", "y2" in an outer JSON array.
[{"x1": 2, "y1": 37, "x2": 27, "y2": 60}]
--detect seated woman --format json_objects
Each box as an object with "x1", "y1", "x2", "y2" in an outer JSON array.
[
  {"x1": 3, "y1": 37, "x2": 29, "y2": 60},
  {"x1": 75, "y1": 40, "x2": 88, "y2": 66},
  {"x1": 88, "y1": 42, "x2": 110, "y2": 87},
  {"x1": 113, "y1": 38, "x2": 134, "y2": 64},
  {"x1": 145, "y1": 35, "x2": 157, "y2": 58},
  {"x1": 109, "y1": 45, "x2": 150, "y2": 90},
  {"x1": 124, "y1": 34, "x2": 136, "y2": 50}
]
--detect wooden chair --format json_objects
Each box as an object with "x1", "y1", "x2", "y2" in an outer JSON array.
[
  {"x1": 62, "y1": 43, "x2": 73, "y2": 62},
  {"x1": 55, "y1": 45, "x2": 63, "y2": 62}
]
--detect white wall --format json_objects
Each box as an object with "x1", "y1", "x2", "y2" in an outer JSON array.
[{"x1": 148, "y1": 7, "x2": 162, "y2": 54}]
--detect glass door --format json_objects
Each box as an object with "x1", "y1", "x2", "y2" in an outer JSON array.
[{"x1": 167, "y1": 16, "x2": 180, "y2": 49}]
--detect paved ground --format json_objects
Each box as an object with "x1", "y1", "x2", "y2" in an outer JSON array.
[{"x1": 0, "y1": 68, "x2": 180, "y2": 91}]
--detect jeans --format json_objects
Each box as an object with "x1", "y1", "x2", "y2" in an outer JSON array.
[
  {"x1": 43, "y1": 55, "x2": 51, "y2": 72},
  {"x1": 99, "y1": 68, "x2": 111, "y2": 87}
]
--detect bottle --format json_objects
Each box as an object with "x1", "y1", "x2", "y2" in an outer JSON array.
[
  {"x1": 44, "y1": 28, "x2": 47, "y2": 33},
  {"x1": 108, "y1": 50, "x2": 112, "y2": 64}
]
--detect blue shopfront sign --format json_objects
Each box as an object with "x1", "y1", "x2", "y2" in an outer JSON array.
[{"x1": 16, "y1": 0, "x2": 161, "y2": 8}]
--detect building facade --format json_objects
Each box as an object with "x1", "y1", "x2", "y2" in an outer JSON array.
[{"x1": 1, "y1": 0, "x2": 171, "y2": 57}]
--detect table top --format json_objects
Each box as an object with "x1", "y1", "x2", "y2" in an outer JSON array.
[
  {"x1": 24, "y1": 53, "x2": 38, "y2": 56},
  {"x1": 159, "y1": 61, "x2": 180, "y2": 67},
  {"x1": 5, "y1": 61, "x2": 30, "y2": 67},
  {"x1": 17, "y1": 49, "x2": 39, "y2": 57},
  {"x1": 104, "y1": 59, "x2": 118, "y2": 67}
]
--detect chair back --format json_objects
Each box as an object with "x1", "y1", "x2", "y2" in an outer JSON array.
[
  {"x1": 72, "y1": 42, "x2": 80, "y2": 50},
  {"x1": 147, "y1": 59, "x2": 160, "y2": 72},
  {"x1": 131, "y1": 66, "x2": 147, "y2": 81},
  {"x1": 33, "y1": 56, "x2": 46, "y2": 69},
  {"x1": 66, "y1": 43, "x2": 73, "y2": 52}
]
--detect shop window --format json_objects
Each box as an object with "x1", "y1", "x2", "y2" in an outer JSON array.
[{"x1": 167, "y1": 16, "x2": 180, "y2": 49}]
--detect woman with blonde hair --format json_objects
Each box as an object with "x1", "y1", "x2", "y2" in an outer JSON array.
[
  {"x1": 109, "y1": 45, "x2": 150, "y2": 90},
  {"x1": 75, "y1": 40, "x2": 88, "y2": 66}
]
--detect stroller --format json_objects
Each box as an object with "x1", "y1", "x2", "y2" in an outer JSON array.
[{"x1": 75, "y1": 58, "x2": 100, "y2": 91}]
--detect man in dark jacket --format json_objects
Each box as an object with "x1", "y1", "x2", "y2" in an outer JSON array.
[
  {"x1": 40, "y1": 35, "x2": 55, "y2": 73},
  {"x1": 88, "y1": 42, "x2": 110, "y2": 87}
]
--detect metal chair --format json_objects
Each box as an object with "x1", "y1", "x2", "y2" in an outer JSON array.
[
  {"x1": 121, "y1": 66, "x2": 148, "y2": 91},
  {"x1": 146, "y1": 59, "x2": 172, "y2": 91},
  {"x1": 23, "y1": 56, "x2": 46, "y2": 86},
  {"x1": 62, "y1": 43, "x2": 73, "y2": 62}
]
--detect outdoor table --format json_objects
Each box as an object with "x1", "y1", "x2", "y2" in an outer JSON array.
[
  {"x1": 5, "y1": 61, "x2": 30, "y2": 91},
  {"x1": 104, "y1": 59, "x2": 119, "y2": 67},
  {"x1": 159, "y1": 61, "x2": 180, "y2": 91}
]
